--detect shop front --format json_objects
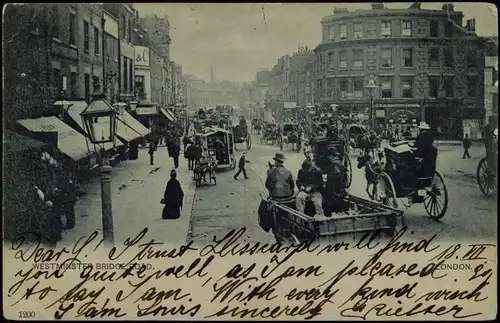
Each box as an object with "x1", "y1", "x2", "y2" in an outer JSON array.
[
  {"x1": 134, "y1": 102, "x2": 158, "y2": 128},
  {"x1": 16, "y1": 116, "x2": 97, "y2": 180}
]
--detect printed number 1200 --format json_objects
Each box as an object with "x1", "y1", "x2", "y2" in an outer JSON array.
[{"x1": 18, "y1": 311, "x2": 36, "y2": 319}]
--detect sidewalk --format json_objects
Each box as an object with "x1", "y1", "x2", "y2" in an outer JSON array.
[{"x1": 60, "y1": 147, "x2": 196, "y2": 247}]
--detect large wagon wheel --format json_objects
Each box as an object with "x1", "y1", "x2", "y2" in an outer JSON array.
[
  {"x1": 424, "y1": 171, "x2": 448, "y2": 220},
  {"x1": 477, "y1": 157, "x2": 497, "y2": 196},
  {"x1": 246, "y1": 133, "x2": 252, "y2": 150},
  {"x1": 195, "y1": 172, "x2": 202, "y2": 187},
  {"x1": 343, "y1": 154, "x2": 352, "y2": 188},
  {"x1": 375, "y1": 172, "x2": 399, "y2": 209},
  {"x1": 210, "y1": 169, "x2": 217, "y2": 185}
]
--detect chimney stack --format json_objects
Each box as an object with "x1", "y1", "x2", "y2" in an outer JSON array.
[
  {"x1": 372, "y1": 3, "x2": 385, "y2": 10},
  {"x1": 409, "y1": 2, "x2": 421, "y2": 9},
  {"x1": 466, "y1": 19, "x2": 476, "y2": 32}
]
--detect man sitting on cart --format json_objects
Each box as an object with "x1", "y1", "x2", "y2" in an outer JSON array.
[
  {"x1": 323, "y1": 147, "x2": 350, "y2": 213},
  {"x1": 410, "y1": 122, "x2": 437, "y2": 177},
  {"x1": 266, "y1": 153, "x2": 295, "y2": 200},
  {"x1": 296, "y1": 159, "x2": 324, "y2": 217}
]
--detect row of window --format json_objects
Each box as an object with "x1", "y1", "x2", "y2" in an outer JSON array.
[
  {"x1": 315, "y1": 75, "x2": 480, "y2": 99},
  {"x1": 319, "y1": 47, "x2": 480, "y2": 70},
  {"x1": 52, "y1": 6, "x2": 133, "y2": 50},
  {"x1": 326, "y1": 19, "x2": 452, "y2": 41}
]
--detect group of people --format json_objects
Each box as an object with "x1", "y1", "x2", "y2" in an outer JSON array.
[
  {"x1": 264, "y1": 143, "x2": 348, "y2": 219},
  {"x1": 148, "y1": 127, "x2": 183, "y2": 168}
]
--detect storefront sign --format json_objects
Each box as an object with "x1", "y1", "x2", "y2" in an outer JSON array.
[
  {"x1": 120, "y1": 41, "x2": 134, "y2": 59},
  {"x1": 14, "y1": 85, "x2": 58, "y2": 111},
  {"x1": 135, "y1": 46, "x2": 150, "y2": 67},
  {"x1": 51, "y1": 41, "x2": 78, "y2": 61},
  {"x1": 136, "y1": 107, "x2": 157, "y2": 115},
  {"x1": 375, "y1": 109, "x2": 386, "y2": 118}
]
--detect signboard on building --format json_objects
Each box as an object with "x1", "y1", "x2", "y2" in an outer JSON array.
[
  {"x1": 135, "y1": 46, "x2": 150, "y2": 67},
  {"x1": 283, "y1": 102, "x2": 297, "y2": 109},
  {"x1": 136, "y1": 107, "x2": 157, "y2": 115}
]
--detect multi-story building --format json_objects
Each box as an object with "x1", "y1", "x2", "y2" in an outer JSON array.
[
  {"x1": 314, "y1": 3, "x2": 486, "y2": 138},
  {"x1": 4, "y1": 4, "x2": 59, "y2": 123},
  {"x1": 139, "y1": 14, "x2": 171, "y2": 61},
  {"x1": 50, "y1": 4, "x2": 80, "y2": 99},
  {"x1": 161, "y1": 57, "x2": 171, "y2": 106},
  {"x1": 170, "y1": 62, "x2": 184, "y2": 105},
  {"x1": 102, "y1": 3, "x2": 136, "y2": 102},
  {"x1": 78, "y1": 4, "x2": 104, "y2": 102},
  {"x1": 102, "y1": 10, "x2": 119, "y2": 102},
  {"x1": 484, "y1": 37, "x2": 498, "y2": 125}
]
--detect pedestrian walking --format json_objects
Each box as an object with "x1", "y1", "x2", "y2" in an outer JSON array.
[
  {"x1": 161, "y1": 169, "x2": 184, "y2": 220},
  {"x1": 148, "y1": 141, "x2": 155, "y2": 165},
  {"x1": 234, "y1": 152, "x2": 250, "y2": 180},
  {"x1": 171, "y1": 141, "x2": 181, "y2": 169},
  {"x1": 462, "y1": 133, "x2": 472, "y2": 159}
]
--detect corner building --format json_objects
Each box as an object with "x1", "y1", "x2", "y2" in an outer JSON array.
[{"x1": 314, "y1": 4, "x2": 486, "y2": 138}]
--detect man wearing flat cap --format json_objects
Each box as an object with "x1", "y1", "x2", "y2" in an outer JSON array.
[{"x1": 266, "y1": 152, "x2": 295, "y2": 199}]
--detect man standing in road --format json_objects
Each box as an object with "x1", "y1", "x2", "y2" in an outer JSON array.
[
  {"x1": 462, "y1": 133, "x2": 472, "y2": 159},
  {"x1": 265, "y1": 152, "x2": 295, "y2": 199},
  {"x1": 148, "y1": 141, "x2": 155, "y2": 165},
  {"x1": 234, "y1": 152, "x2": 250, "y2": 180}
]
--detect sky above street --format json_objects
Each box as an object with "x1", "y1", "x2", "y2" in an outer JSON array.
[{"x1": 134, "y1": 3, "x2": 498, "y2": 83}]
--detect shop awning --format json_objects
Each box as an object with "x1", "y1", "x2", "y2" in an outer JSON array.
[
  {"x1": 160, "y1": 108, "x2": 176, "y2": 122},
  {"x1": 17, "y1": 116, "x2": 93, "y2": 161},
  {"x1": 65, "y1": 100, "x2": 122, "y2": 150},
  {"x1": 116, "y1": 111, "x2": 151, "y2": 142}
]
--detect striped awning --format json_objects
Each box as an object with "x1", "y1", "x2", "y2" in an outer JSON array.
[{"x1": 160, "y1": 108, "x2": 176, "y2": 122}]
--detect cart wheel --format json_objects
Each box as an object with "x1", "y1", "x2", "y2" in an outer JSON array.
[
  {"x1": 246, "y1": 134, "x2": 252, "y2": 150},
  {"x1": 195, "y1": 175, "x2": 201, "y2": 187},
  {"x1": 343, "y1": 154, "x2": 352, "y2": 188},
  {"x1": 424, "y1": 171, "x2": 448, "y2": 220},
  {"x1": 288, "y1": 234, "x2": 300, "y2": 246},
  {"x1": 375, "y1": 172, "x2": 399, "y2": 209},
  {"x1": 477, "y1": 157, "x2": 497, "y2": 196},
  {"x1": 211, "y1": 170, "x2": 217, "y2": 185}
]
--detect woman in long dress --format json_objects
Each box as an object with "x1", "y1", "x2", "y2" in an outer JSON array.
[{"x1": 162, "y1": 170, "x2": 184, "y2": 219}]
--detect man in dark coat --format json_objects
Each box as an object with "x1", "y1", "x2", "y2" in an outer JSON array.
[
  {"x1": 162, "y1": 169, "x2": 184, "y2": 219},
  {"x1": 148, "y1": 141, "x2": 155, "y2": 165},
  {"x1": 234, "y1": 152, "x2": 250, "y2": 179},
  {"x1": 171, "y1": 141, "x2": 181, "y2": 169},
  {"x1": 462, "y1": 133, "x2": 472, "y2": 159}
]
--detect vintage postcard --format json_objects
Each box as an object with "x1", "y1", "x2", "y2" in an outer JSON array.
[{"x1": 3, "y1": 2, "x2": 498, "y2": 320}]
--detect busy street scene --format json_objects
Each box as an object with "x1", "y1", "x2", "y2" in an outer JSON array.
[{"x1": 3, "y1": 3, "x2": 498, "y2": 248}]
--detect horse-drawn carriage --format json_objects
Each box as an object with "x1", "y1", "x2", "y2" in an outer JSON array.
[
  {"x1": 347, "y1": 124, "x2": 370, "y2": 150},
  {"x1": 310, "y1": 136, "x2": 352, "y2": 188},
  {"x1": 232, "y1": 123, "x2": 251, "y2": 150},
  {"x1": 195, "y1": 127, "x2": 236, "y2": 169},
  {"x1": 260, "y1": 123, "x2": 279, "y2": 145},
  {"x1": 279, "y1": 123, "x2": 302, "y2": 152},
  {"x1": 370, "y1": 141, "x2": 449, "y2": 219},
  {"x1": 476, "y1": 128, "x2": 498, "y2": 196}
]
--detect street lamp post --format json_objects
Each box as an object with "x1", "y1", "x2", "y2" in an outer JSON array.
[
  {"x1": 365, "y1": 77, "x2": 377, "y2": 129},
  {"x1": 80, "y1": 87, "x2": 118, "y2": 246}
]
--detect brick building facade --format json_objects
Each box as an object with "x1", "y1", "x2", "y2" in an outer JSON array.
[{"x1": 314, "y1": 3, "x2": 485, "y2": 138}]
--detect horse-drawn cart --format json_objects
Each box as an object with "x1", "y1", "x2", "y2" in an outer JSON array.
[
  {"x1": 261, "y1": 195, "x2": 403, "y2": 245},
  {"x1": 372, "y1": 141, "x2": 449, "y2": 219},
  {"x1": 279, "y1": 123, "x2": 301, "y2": 152},
  {"x1": 232, "y1": 124, "x2": 251, "y2": 150}
]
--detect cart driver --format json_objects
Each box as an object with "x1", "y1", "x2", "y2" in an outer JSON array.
[
  {"x1": 265, "y1": 152, "x2": 295, "y2": 200},
  {"x1": 296, "y1": 159, "x2": 324, "y2": 217},
  {"x1": 410, "y1": 122, "x2": 437, "y2": 176},
  {"x1": 239, "y1": 116, "x2": 247, "y2": 131}
]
